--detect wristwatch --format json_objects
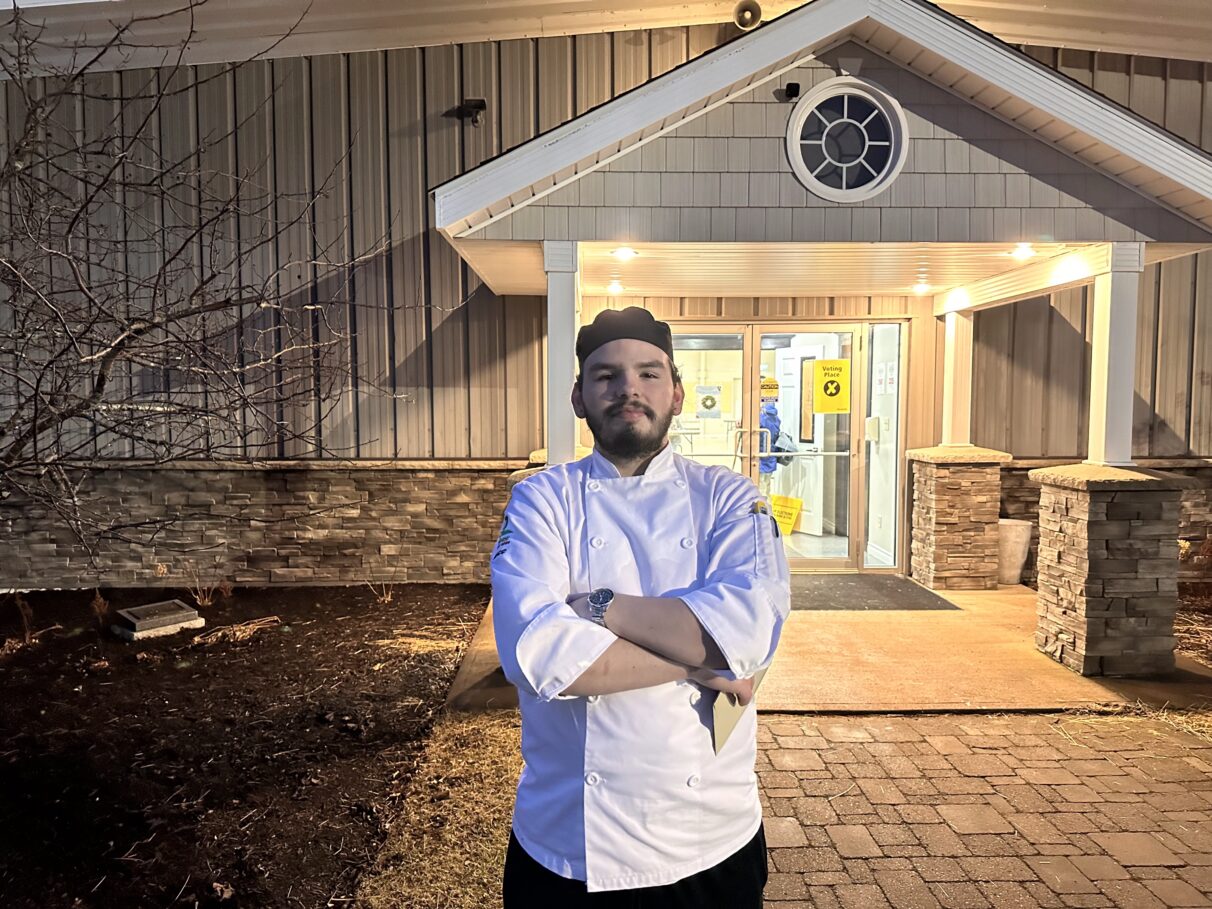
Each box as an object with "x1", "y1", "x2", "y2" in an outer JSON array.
[{"x1": 587, "y1": 587, "x2": 615, "y2": 627}]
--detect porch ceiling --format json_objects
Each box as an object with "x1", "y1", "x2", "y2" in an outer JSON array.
[{"x1": 457, "y1": 239, "x2": 1114, "y2": 298}]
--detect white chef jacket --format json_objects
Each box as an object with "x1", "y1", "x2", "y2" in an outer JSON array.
[{"x1": 490, "y1": 442, "x2": 791, "y2": 892}]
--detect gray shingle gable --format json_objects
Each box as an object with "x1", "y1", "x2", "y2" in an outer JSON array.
[{"x1": 476, "y1": 42, "x2": 1210, "y2": 244}]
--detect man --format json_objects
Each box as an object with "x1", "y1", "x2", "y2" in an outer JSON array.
[{"x1": 491, "y1": 306, "x2": 791, "y2": 907}]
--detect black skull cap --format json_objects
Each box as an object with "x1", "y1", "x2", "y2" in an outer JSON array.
[{"x1": 576, "y1": 306, "x2": 675, "y2": 371}]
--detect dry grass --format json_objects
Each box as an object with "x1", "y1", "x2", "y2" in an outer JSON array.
[
  {"x1": 193, "y1": 615, "x2": 282, "y2": 646},
  {"x1": 356, "y1": 709, "x2": 521, "y2": 909},
  {"x1": 368, "y1": 627, "x2": 466, "y2": 657},
  {"x1": 1177, "y1": 586, "x2": 1212, "y2": 668},
  {"x1": 1059, "y1": 700, "x2": 1212, "y2": 747}
]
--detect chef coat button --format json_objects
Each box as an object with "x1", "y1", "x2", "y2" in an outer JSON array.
[
  {"x1": 588, "y1": 480, "x2": 601, "y2": 491},
  {"x1": 587, "y1": 695, "x2": 600, "y2": 703},
  {"x1": 591, "y1": 536, "x2": 605, "y2": 549},
  {"x1": 586, "y1": 772, "x2": 601, "y2": 786},
  {"x1": 687, "y1": 774, "x2": 701, "y2": 788},
  {"x1": 680, "y1": 538, "x2": 694, "y2": 549},
  {"x1": 689, "y1": 690, "x2": 702, "y2": 706},
  {"x1": 675, "y1": 479, "x2": 687, "y2": 488}
]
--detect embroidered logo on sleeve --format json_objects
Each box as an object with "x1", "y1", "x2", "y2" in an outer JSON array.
[{"x1": 492, "y1": 515, "x2": 514, "y2": 561}]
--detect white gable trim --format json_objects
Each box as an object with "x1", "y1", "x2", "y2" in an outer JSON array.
[
  {"x1": 872, "y1": 0, "x2": 1212, "y2": 203},
  {"x1": 433, "y1": 0, "x2": 1212, "y2": 239},
  {"x1": 434, "y1": 0, "x2": 867, "y2": 236}
]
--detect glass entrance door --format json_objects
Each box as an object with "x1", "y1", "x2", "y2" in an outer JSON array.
[
  {"x1": 671, "y1": 322, "x2": 903, "y2": 572},
  {"x1": 751, "y1": 325, "x2": 859, "y2": 569}
]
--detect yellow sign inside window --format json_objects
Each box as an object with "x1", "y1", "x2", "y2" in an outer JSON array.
[
  {"x1": 813, "y1": 359, "x2": 850, "y2": 414},
  {"x1": 769, "y1": 495, "x2": 802, "y2": 538}
]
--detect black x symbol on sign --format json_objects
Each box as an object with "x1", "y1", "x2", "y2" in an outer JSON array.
[{"x1": 824, "y1": 380, "x2": 841, "y2": 397}]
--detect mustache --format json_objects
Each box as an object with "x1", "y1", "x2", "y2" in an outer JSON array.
[{"x1": 607, "y1": 402, "x2": 653, "y2": 418}]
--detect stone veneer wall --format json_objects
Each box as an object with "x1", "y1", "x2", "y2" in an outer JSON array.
[
  {"x1": 0, "y1": 462, "x2": 524, "y2": 590},
  {"x1": 1032, "y1": 466, "x2": 1189, "y2": 676},
  {"x1": 1002, "y1": 461, "x2": 1212, "y2": 586},
  {"x1": 908, "y1": 449, "x2": 1009, "y2": 590}
]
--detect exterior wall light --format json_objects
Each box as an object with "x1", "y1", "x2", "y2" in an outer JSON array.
[{"x1": 456, "y1": 98, "x2": 487, "y2": 127}]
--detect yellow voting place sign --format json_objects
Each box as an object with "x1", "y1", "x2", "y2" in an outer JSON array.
[{"x1": 813, "y1": 359, "x2": 850, "y2": 413}]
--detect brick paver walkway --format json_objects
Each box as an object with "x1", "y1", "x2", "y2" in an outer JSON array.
[{"x1": 757, "y1": 713, "x2": 1212, "y2": 908}]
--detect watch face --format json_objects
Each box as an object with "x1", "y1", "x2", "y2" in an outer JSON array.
[{"x1": 589, "y1": 588, "x2": 612, "y2": 607}]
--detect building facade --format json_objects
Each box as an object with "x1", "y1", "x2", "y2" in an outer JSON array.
[{"x1": 3, "y1": 1, "x2": 1211, "y2": 672}]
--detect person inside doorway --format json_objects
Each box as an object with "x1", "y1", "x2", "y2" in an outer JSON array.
[
  {"x1": 758, "y1": 399, "x2": 781, "y2": 497},
  {"x1": 491, "y1": 306, "x2": 791, "y2": 907}
]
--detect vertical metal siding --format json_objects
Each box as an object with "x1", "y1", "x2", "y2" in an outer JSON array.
[
  {"x1": 462, "y1": 42, "x2": 509, "y2": 458},
  {"x1": 234, "y1": 61, "x2": 279, "y2": 457},
  {"x1": 159, "y1": 65, "x2": 205, "y2": 458},
  {"x1": 309, "y1": 55, "x2": 357, "y2": 458},
  {"x1": 973, "y1": 253, "x2": 1212, "y2": 458},
  {"x1": 349, "y1": 52, "x2": 395, "y2": 457},
  {"x1": 79, "y1": 72, "x2": 129, "y2": 458},
  {"x1": 386, "y1": 47, "x2": 434, "y2": 458},
  {"x1": 1190, "y1": 253, "x2": 1212, "y2": 455},
  {"x1": 20, "y1": 34, "x2": 1212, "y2": 462},
  {"x1": 121, "y1": 68, "x2": 164, "y2": 459},
  {"x1": 1025, "y1": 45, "x2": 1212, "y2": 154},
  {"x1": 575, "y1": 34, "x2": 612, "y2": 114},
  {"x1": 272, "y1": 56, "x2": 319, "y2": 458},
  {"x1": 1043, "y1": 286, "x2": 1086, "y2": 458},
  {"x1": 423, "y1": 44, "x2": 471, "y2": 459},
  {"x1": 1009, "y1": 297, "x2": 1050, "y2": 458},
  {"x1": 1151, "y1": 255, "x2": 1198, "y2": 456},
  {"x1": 1133, "y1": 263, "x2": 1161, "y2": 456},
  {"x1": 972, "y1": 307, "x2": 1013, "y2": 453}
]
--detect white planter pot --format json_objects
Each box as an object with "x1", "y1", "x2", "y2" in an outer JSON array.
[{"x1": 998, "y1": 518, "x2": 1034, "y2": 586}]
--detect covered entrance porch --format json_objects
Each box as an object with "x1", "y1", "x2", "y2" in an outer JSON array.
[
  {"x1": 434, "y1": 0, "x2": 1212, "y2": 676},
  {"x1": 466, "y1": 238, "x2": 1198, "y2": 582}
]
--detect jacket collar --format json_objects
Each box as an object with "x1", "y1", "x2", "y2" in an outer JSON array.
[{"x1": 587, "y1": 441, "x2": 678, "y2": 480}]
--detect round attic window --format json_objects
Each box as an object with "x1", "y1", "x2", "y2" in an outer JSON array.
[{"x1": 786, "y1": 77, "x2": 908, "y2": 202}]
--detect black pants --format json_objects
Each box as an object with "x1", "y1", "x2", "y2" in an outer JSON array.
[{"x1": 502, "y1": 823, "x2": 768, "y2": 908}]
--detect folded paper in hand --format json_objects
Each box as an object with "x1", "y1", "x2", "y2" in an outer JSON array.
[{"x1": 711, "y1": 667, "x2": 767, "y2": 755}]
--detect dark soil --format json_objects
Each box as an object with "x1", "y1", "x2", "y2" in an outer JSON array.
[{"x1": 0, "y1": 583, "x2": 488, "y2": 909}]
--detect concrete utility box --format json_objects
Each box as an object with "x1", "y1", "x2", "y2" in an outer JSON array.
[{"x1": 112, "y1": 599, "x2": 205, "y2": 641}]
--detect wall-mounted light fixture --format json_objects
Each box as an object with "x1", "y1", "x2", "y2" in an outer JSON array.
[{"x1": 456, "y1": 98, "x2": 488, "y2": 127}]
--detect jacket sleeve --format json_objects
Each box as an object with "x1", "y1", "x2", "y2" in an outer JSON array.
[
  {"x1": 490, "y1": 478, "x2": 617, "y2": 702},
  {"x1": 678, "y1": 474, "x2": 791, "y2": 678}
]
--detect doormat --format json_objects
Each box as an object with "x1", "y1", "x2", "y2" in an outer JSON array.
[{"x1": 790, "y1": 574, "x2": 960, "y2": 610}]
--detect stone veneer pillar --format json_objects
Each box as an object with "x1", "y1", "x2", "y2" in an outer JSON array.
[
  {"x1": 1029, "y1": 464, "x2": 1194, "y2": 677},
  {"x1": 906, "y1": 446, "x2": 1012, "y2": 590}
]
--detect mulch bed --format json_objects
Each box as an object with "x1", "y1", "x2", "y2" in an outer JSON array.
[{"x1": 0, "y1": 583, "x2": 488, "y2": 909}]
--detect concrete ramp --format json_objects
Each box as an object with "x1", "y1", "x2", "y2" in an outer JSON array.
[
  {"x1": 761, "y1": 583, "x2": 1212, "y2": 712},
  {"x1": 447, "y1": 583, "x2": 1212, "y2": 712}
]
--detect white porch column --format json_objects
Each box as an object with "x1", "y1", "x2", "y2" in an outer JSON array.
[
  {"x1": 1085, "y1": 242, "x2": 1144, "y2": 467},
  {"x1": 543, "y1": 240, "x2": 579, "y2": 465},
  {"x1": 940, "y1": 310, "x2": 974, "y2": 446}
]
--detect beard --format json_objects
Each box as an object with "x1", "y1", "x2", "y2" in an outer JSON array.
[{"x1": 585, "y1": 399, "x2": 675, "y2": 460}]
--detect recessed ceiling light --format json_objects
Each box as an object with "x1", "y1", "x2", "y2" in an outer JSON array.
[
  {"x1": 607, "y1": 280, "x2": 624, "y2": 295},
  {"x1": 611, "y1": 247, "x2": 638, "y2": 261},
  {"x1": 1011, "y1": 243, "x2": 1036, "y2": 261},
  {"x1": 913, "y1": 282, "x2": 932, "y2": 295}
]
